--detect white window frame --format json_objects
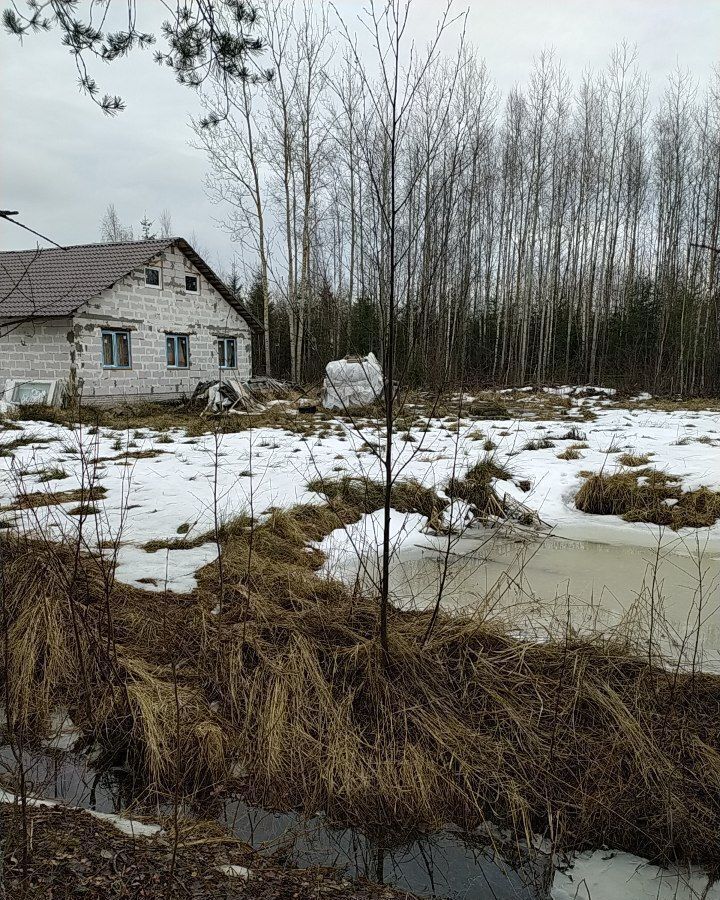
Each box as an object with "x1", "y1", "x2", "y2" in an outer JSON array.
[
  {"x1": 217, "y1": 337, "x2": 237, "y2": 369},
  {"x1": 166, "y1": 334, "x2": 190, "y2": 369},
  {"x1": 101, "y1": 329, "x2": 132, "y2": 369},
  {"x1": 184, "y1": 274, "x2": 199, "y2": 294},
  {"x1": 145, "y1": 266, "x2": 162, "y2": 288}
]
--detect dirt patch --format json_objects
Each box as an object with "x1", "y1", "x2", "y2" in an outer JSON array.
[{"x1": 0, "y1": 802, "x2": 406, "y2": 899}]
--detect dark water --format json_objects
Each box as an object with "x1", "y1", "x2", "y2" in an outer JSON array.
[{"x1": 0, "y1": 744, "x2": 548, "y2": 899}]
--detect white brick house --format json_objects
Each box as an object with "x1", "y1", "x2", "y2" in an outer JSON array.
[{"x1": 0, "y1": 238, "x2": 261, "y2": 403}]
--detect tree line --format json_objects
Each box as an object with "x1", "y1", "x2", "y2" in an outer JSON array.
[
  {"x1": 204, "y1": 5, "x2": 720, "y2": 393},
  {"x1": 4, "y1": 2, "x2": 718, "y2": 393}
]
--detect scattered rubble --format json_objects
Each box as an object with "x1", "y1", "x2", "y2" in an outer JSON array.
[{"x1": 194, "y1": 375, "x2": 301, "y2": 415}]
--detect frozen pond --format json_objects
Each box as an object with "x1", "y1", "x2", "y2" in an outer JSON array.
[{"x1": 327, "y1": 524, "x2": 720, "y2": 669}]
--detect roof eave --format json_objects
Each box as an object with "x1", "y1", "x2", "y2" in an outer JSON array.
[{"x1": 173, "y1": 239, "x2": 264, "y2": 334}]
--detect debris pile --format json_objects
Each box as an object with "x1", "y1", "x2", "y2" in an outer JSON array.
[{"x1": 194, "y1": 376, "x2": 300, "y2": 415}]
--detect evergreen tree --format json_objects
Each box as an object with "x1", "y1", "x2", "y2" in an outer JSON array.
[{"x1": 3, "y1": 1, "x2": 272, "y2": 116}]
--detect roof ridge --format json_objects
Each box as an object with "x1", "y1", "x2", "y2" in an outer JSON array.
[{"x1": 0, "y1": 237, "x2": 178, "y2": 255}]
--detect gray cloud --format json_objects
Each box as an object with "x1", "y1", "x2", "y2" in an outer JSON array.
[{"x1": 1, "y1": 0, "x2": 718, "y2": 275}]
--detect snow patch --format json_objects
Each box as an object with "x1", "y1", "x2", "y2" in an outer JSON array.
[
  {"x1": 0, "y1": 790, "x2": 162, "y2": 837},
  {"x1": 217, "y1": 864, "x2": 251, "y2": 879},
  {"x1": 551, "y1": 849, "x2": 720, "y2": 900}
]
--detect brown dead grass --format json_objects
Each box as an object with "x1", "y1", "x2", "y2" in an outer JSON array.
[
  {"x1": 95, "y1": 449, "x2": 166, "y2": 463},
  {"x1": 575, "y1": 470, "x2": 720, "y2": 529},
  {"x1": 306, "y1": 475, "x2": 446, "y2": 522},
  {"x1": 2, "y1": 495, "x2": 720, "y2": 866},
  {"x1": 4, "y1": 486, "x2": 108, "y2": 511},
  {"x1": 10, "y1": 400, "x2": 326, "y2": 439},
  {"x1": 620, "y1": 397, "x2": 720, "y2": 413},
  {"x1": 617, "y1": 452, "x2": 652, "y2": 467},
  {"x1": 446, "y1": 457, "x2": 510, "y2": 517}
]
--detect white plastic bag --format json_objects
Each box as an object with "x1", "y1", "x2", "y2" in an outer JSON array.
[{"x1": 322, "y1": 353, "x2": 384, "y2": 410}]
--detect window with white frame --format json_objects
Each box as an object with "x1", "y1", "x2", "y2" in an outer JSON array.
[
  {"x1": 101, "y1": 329, "x2": 131, "y2": 368},
  {"x1": 217, "y1": 337, "x2": 237, "y2": 369},
  {"x1": 184, "y1": 274, "x2": 198, "y2": 293},
  {"x1": 145, "y1": 266, "x2": 161, "y2": 287},
  {"x1": 166, "y1": 334, "x2": 189, "y2": 368}
]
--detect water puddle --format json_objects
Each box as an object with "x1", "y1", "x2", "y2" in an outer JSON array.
[
  {"x1": 340, "y1": 528, "x2": 720, "y2": 668},
  {"x1": 0, "y1": 743, "x2": 548, "y2": 899}
]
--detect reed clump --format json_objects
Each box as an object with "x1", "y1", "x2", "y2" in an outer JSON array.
[
  {"x1": 307, "y1": 475, "x2": 447, "y2": 521},
  {"x1": 2, "y1": 503, "x2": 720, "y2": 866},
  {"x1": 446, "y1": 456, "x2": 510, "y2": 516},
  {"x1": 575, "y1": 470, "x2": 720, "y2": 529}
]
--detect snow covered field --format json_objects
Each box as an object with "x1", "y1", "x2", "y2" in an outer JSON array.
[{"x1": 1, "y1": 391, "x2": 718, "y2": 592}]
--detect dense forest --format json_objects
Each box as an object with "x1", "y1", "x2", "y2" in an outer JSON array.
[{"x1": 195, "y1": 2, "x2": 720, "y2": 393}]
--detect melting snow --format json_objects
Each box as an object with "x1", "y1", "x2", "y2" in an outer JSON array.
[{"x1": 1, "y1": 399, "x2": 718, "y2": 593}]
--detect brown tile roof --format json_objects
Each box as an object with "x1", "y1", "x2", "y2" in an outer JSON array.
[{"x1": 0, "y1": 238, "x2": 262, "y2": 333}]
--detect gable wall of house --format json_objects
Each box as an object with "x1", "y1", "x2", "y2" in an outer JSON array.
[
  {"x1": 0, "y1": 319, "x2": 74, "y2": 401},
  {"x1": 70, "y1": 245, "x2": 252, "y2": 400}
]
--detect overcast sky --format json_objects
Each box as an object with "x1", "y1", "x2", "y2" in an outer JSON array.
[{"x1": 1, "y1": 0, "x2": 718, "y2": 278}]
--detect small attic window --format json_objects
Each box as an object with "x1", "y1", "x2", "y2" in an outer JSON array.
[
  {"x1": 185, "y1": 275, "x2": 198, "y2": 293},
  {"x1": 145, "y1": 267, "x2": 161, "y2": 287}
]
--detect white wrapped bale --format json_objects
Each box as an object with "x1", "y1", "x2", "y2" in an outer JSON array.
[{"x1": 322, "y1": 353, "x2": 384, "y2": 410}]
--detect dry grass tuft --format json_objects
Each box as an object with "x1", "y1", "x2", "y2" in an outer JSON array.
[
  {"x1": 306, "y1": 475, "x2": 447, "y2": 522},
  {"x1": 575, "y1": 471, "x2": 720, "y2": 529},
  {"x1": 562, "y1": 427, "x2": 587, "y2": 441},
  {"x1": 95, "y1": 448, "x2": 166, "y2": 463},
  {"x1": 67, "y1": 503, "x2": 101, "y2": 516},
  {"x1": 446, "y1": 456, "x2": 510, "y2": 515},
  {"x1": 36, "y1": 466, "x2": 69, "y2": 483},
  {"x1": 617, "y1": 452, "x2": 652, "y2": 467},
  {"x1": 142, "y1": 514, "x2": 253, "y2": 552},
  {"x1": 557, "y1": 448, "x2": 582, "y2": 460},
  {"x1": 466, "y1": 401, "x2": 511, "y2": 420},
  {"x1": 523, "y1": 437, "x2": 555, "y2": 451},
  {"x1": 0, "y1": 434, "x2": 46, "y2": 457}
]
